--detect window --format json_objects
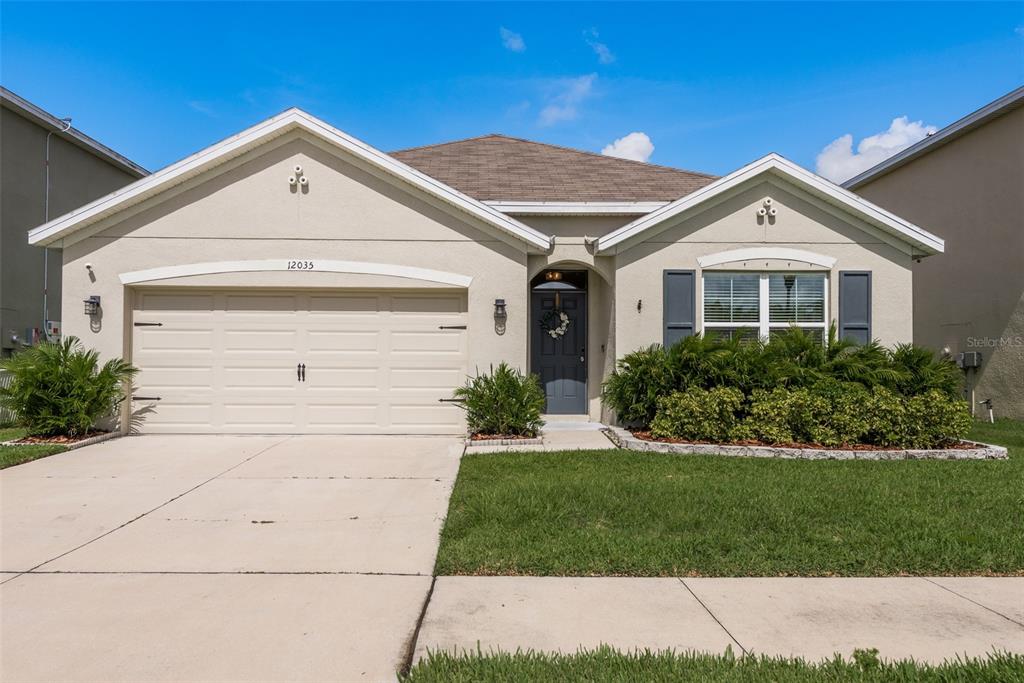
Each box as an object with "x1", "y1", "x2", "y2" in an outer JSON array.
[{"x1": 702, "y1": 272, "x2": 827, "y2": 341}]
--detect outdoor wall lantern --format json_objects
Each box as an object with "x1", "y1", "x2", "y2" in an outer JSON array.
[
  {"x1": 83, "y1": 295, "x2": 101, "y2": 316},
  {"x1": 494, "y1": 298, "x2": 507, "y2": 336}
]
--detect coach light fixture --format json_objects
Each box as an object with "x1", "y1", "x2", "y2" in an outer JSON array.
[
  {"x1": 83, "y1": 295, "x2": 101, "y2": 316},
  {"x1": 494, "y1": 298, "x2": 507, "y2": 320}
]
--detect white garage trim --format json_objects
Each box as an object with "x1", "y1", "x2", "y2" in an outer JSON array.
[
  {"x1": 120, "y1": 259, "x2": 473, "y2": 287},
  {"x1": 697, "y1": 248, "x2": 836, "y2": 269}
]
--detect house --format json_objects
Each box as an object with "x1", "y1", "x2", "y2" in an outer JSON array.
[
  {"x1": 1, "y1": 87, "x2": 147, "y2": 355},
  {"x1": 27, "y1": 109, "x2": 943, "y2": 434},
  {"x1": 846, "y1": 86, "x2": 1024, "y2": 420}
]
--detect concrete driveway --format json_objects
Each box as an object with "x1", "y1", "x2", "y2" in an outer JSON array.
[{"x1": 1, "y1": 434, "x2": 463, "y2": 682}]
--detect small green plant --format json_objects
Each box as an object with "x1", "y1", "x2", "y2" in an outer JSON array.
[
  {"x1": 650, "y1": 387, "x2": 745, "y2": 442},
  {"x1": 453, "y1": 362, "x2": 545, "y2": 437},
  {"x1": 601, "y1": 345, "x2": 674, "y2": 427},
  {"x1": 0, "y1": 337, "x2": 137, "y2": 437}
]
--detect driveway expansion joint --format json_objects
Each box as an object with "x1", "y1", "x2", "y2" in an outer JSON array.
[{"x1": 401, "y1": 575, "x2": 438, "y2": 676}]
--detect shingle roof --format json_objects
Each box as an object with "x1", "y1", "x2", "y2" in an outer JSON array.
[{"x1": 391, "y1": 134, "x2": 716, "y2": 203}]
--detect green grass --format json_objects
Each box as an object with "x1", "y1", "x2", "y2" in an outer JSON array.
[
  {"x1": 0, "y1": 427, "x2": 67, "y2": 470},
  {"x1": 402, "y1": 647, "x2": 1024, "y2": 682},
  {"x1": 435, "y1": 419, "x2": 1024, "y2": 576}
]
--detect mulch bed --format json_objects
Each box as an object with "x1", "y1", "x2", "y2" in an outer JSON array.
[
  {"x1": 629, "y1": 431, "x2": 975, "y2": 451},
  {"x1": 469, "y1": 433, "x2": 540, "y2": 441},
  {"x1": 10, "y1": 431, "x2": 108, "y2": 445}
]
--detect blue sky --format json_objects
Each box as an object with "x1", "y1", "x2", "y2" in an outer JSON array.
[{"x1": 2, "y1": 2, "x2": 1021, "y2": 180}]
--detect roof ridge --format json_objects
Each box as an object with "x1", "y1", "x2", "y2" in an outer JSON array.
[
  {"x1": 393, "y1": 132, "x2": 717, "y2": 179},
  {"x1": 389, "y1": 133, "x2": 506, "y2": 155}
]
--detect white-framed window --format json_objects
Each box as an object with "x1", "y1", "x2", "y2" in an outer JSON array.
[{"x1": 702, "y1": 272, "x2": 828, "y2": 342}]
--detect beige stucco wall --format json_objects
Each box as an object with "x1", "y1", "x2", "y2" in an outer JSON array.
[
  {"x1": 1, "y1": 106, "x2": 140, "y2": 354},
  {"x1": 611, "y1": 178, "x2": 915, "y2": 358},
  {"x1": 61, "y1": 133, "x2": 529, "y2": 379},
  {"x1": 854, "y1": 105, "x2": 1024, "y2": 419}
]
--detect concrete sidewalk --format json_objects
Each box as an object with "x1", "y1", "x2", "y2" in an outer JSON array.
[{"x1": 414, "y1": 576, "x2": 1024, "y2": 664}]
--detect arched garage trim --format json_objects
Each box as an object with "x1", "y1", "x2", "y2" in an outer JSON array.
[
  {"x1": 697, "y1": 247, "x2": 836, "y2": 269},
  {"x1": 119, "y1": 259, "x2": 473, "y2": 287}
]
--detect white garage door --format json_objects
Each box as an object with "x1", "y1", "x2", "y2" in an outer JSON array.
[{"x1": 131, "y1": 289, "x2": 468, "y2": 434}]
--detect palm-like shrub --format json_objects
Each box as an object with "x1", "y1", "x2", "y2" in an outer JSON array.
[
  {"x1": 603, "y1": 324, "x2": 967, "y2": 430},
  {"x1": 887, "y1": 343, "x2": 961, "y2": 398},
  {"x1": 0, "y1": 337, "x2": 137, "y2": 437},
  {"x1": 453, "y1": 362, "x2": 545, "y2": 437},
  {"x1": 601, "y1": 345, "x2": 674, "y2": 427}
]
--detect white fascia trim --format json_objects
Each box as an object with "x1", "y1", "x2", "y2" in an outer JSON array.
[
  {"x1": 844, "y1": 85, "x2": 1024, "y2": 189},
  {"x1": 485, "y1": 201, "x2": 669, "y2": 215},
  {"x1": 119, "y1": 259, "x2": 473, "y2": 288},
  {"x1": 697, "y1": 248, "x2": 836, "y2": 269},
  {"x1": 595, "y1": 153, "x2": 944, "y2": 255},
  {"x1": 0, "y1": 86, "x2": 148, "y2": 177},
  {"x1": 28, "y1": 109, "x2": 552, "y2": 251}
]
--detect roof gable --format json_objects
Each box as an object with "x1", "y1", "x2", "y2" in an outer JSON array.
[
  {"x1": 28, "y1": 110, "x2": 551, "y2": 251},
  {"x1": 595, "y1": 154, "x2": 944, "y2": 255},
  {"x1": 391, "y1": 134, "x2": 716, "y2": 203},
  {"x1": 845, "y1": 85, "x2": 1024, "y2": 189}
]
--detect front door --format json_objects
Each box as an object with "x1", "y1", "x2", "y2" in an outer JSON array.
[{"x1": 531, "y1": 290, "x2": 587, "y2": 414}]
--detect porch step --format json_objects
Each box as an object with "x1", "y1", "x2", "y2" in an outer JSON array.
[{"x1": 542, "y1": 416, "x2": 606, "y2": 432}]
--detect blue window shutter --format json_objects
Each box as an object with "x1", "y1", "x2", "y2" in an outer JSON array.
[
  {"x1": 839, "y1": 271, "x2": 871, "y2": 344},
  {"x1": 663, "y1": 270, "x2": 696, "y2": 347}
]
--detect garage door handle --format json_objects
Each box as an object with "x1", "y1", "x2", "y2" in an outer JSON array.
[
  {"x1": 298, "y1": 363, "x2": 306, "y2": 382},
  {"x1": 438, "y1": 325, "x2": 467, "y2": 330}
]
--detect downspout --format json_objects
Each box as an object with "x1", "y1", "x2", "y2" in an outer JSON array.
[{"x1": 43, "y1": 116, "x2": 73, "y2": 337}]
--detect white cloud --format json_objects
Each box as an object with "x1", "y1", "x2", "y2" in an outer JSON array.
[
  {"x1": 815, "y1": 116, "x2": 937, "y2": 183},
  {"x1": 500, "y1": 27, "x2": 525, "y2": 52},
  {"x1": 601, "y1": 132, "x2": 654, "y2": 162},
  {"x1": 584, "y1": 28, "x2": 615, "y2": 64},
  {"x1": 538, "y1": 73, "x2": 597, "y2": 126}
]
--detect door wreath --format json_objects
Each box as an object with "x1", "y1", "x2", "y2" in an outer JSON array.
[{"x1": 540, "y1": 309, "x2": 571, "y2": 338}]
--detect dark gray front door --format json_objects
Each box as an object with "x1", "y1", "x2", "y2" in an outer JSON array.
[{"x1": 531, "y1": 291, "x2": 587, "y2": 414}]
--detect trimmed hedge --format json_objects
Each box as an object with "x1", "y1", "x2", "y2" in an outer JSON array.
[
  {"x1": 604, "y1": 325, "x2": 963, "y2": 430},
  {"x1": 647, "y1": 383, "x2": 972, "y2": 449}
]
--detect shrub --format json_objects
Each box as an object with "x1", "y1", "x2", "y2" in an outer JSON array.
[
  {"x1": 0, "y1": 337, "x2": 137, "y2": 437},
  {"x1": 742, "y1": 382, "x2": 871, "y2": 446},
  {"x1": 603, "y1": 325, "x2": 965, "y2": 430},
  {"x1": 887, "y1": 344, "x2": 962, "y2": 398},
  {"x1": 650, "y1": 387, "x2": 744, "y2": 442},
  {"x1": 602, "y1": 345, "x2": 674, "y2": 427},
  {"x1": 453, "y1": 363, "x2": 545, "y2": 437},
  {"x1": 866, "y1": 386, "x2": 972, "y2": 449}
]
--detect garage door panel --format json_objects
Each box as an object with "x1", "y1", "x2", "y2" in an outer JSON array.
[
  {"x1": 132, "y1": 289, "x2": 467, "y2": 434},
  {"x1": 306, "y1": 330, "x2": 381, "y2": 352},
  {"x1": 308, "y1": 294, "x2": 382, "y2": 315},
  {"x1": 391, "y1": 295, "x2": 465, "y2": 314},
  {"x1": 304, "y1": 367, "x2": 379, "y2": 389}
]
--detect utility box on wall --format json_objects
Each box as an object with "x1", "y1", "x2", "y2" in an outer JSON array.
[{"x1": 956, "y1": 351, "x2": 983, "y2": 369}]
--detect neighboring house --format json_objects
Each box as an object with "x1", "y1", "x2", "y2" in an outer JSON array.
[
  {"x1": 27, "y1": 109, "x2": 942, "y2": 434},
  {"x1": 847, "y1": 86, "x2": 1024, "y2": 420},
  {"x1": 0, "y1": 87, "x2": 147, "y2": 355}
]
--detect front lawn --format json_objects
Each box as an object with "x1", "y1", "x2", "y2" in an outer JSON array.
[
  {"x1": 0, "y1": 427, "x2": 67, "y2": 470},
  {"x1": 403, "y1": 647, "x2": 1024, "y2": 682},
  {"x1": 434, "y1": 420, "x2": 1024, "y2": 576}
]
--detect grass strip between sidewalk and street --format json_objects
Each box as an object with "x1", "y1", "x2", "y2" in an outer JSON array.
[{"x1": 402, "y1": 647, "x2": 1024, "y2": 682}]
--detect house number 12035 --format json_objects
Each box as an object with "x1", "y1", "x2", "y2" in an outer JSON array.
[{"x1": 287, "y1": 260, "x2": 315, "y2": 270}]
